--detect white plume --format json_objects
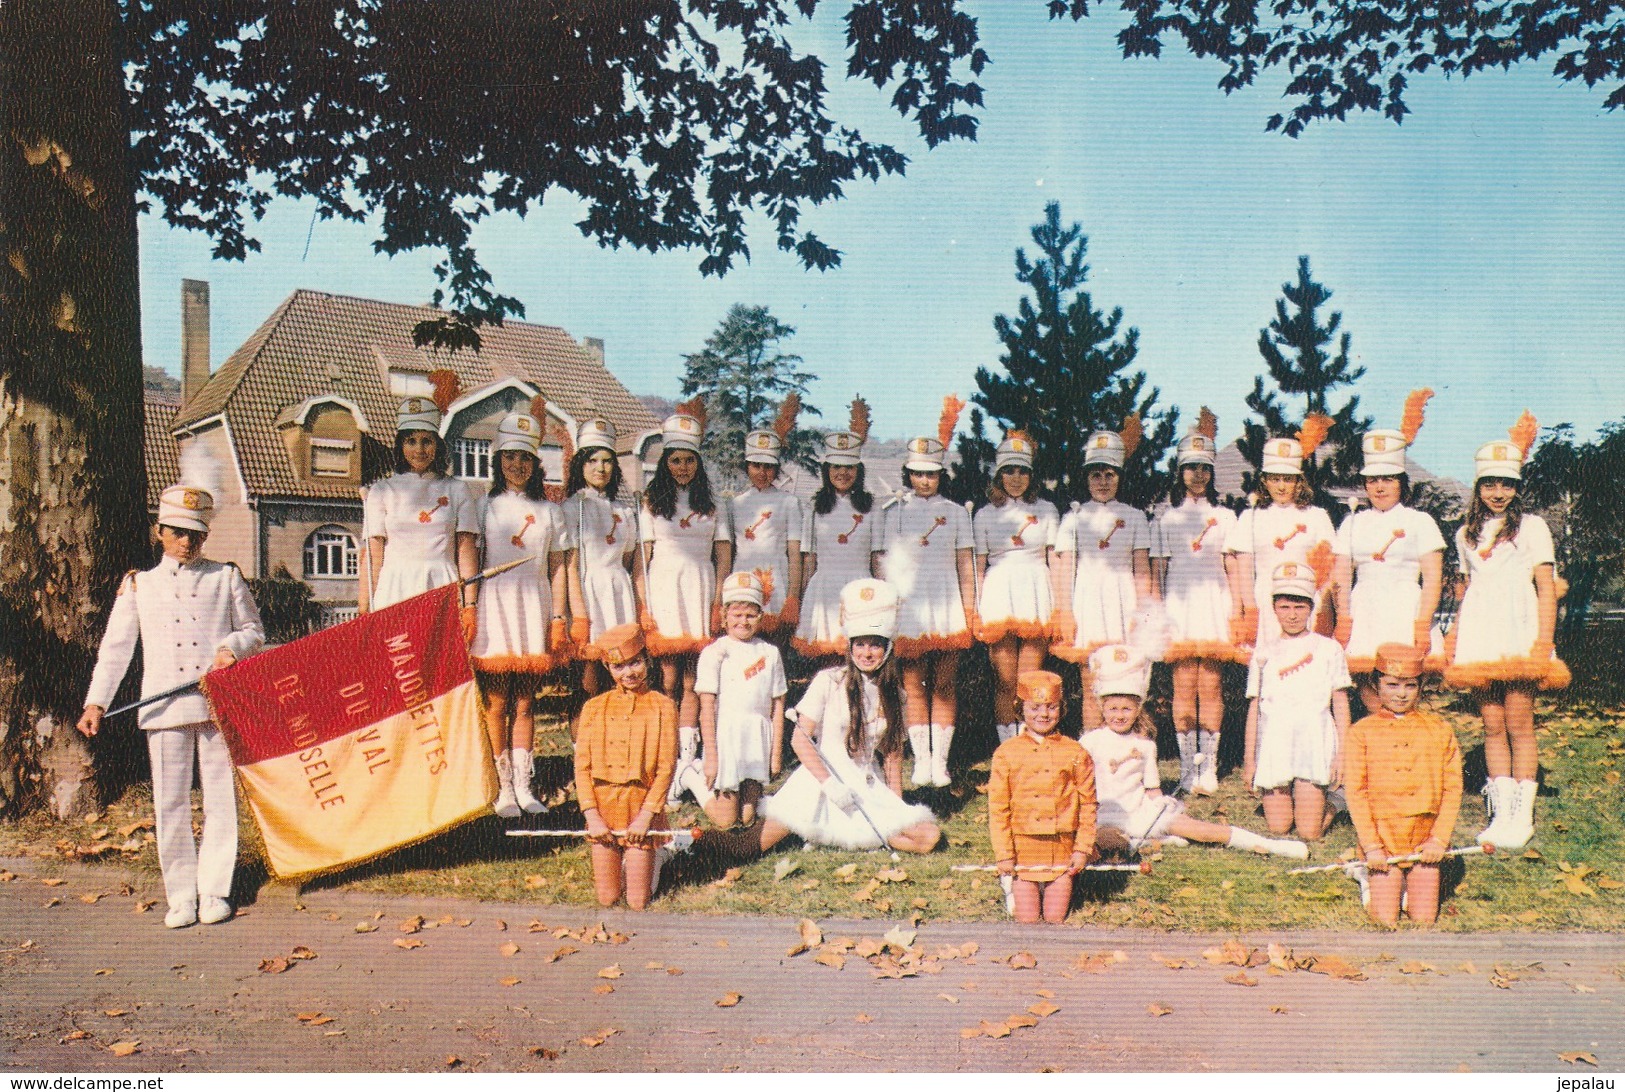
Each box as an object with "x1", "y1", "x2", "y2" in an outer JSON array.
[
  {"x1": 177, "y1": 440, "x2": 225, "y2": 498},
  {"x1": 1128, "y1": 601, "x2": 1173, "y2": 663}
]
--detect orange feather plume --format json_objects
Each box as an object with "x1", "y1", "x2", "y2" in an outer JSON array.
[
  {"x1": 428, "y1": 368, "x2": 460, "y2": 414},
  {"x1": 773, "y1": 392, "x2": 801, "y2": 442},
  {"x1": 1195, "y1": 406, "x2": 1217, "y2": 440},
  {"x1": 1119, "y1": 413, "x2": 1144, "y2": 459},
  {"x1": 529, "y1": 393, "x2": 547, "y2": 422},
  {"x1": 753, "y1": 568, "x2": 775, "y2": 605},
  {"x1": 1509, "y1": 409, "x2": 1539, "y2": 459},
  {"x1": 1297, "y1": 412, "x2": 1333, "y2": 455},
  {"x1": 674, "y1": 396, "x2": 708, "y2": 433},
  {"x1": 849, "y1": 396, "x2": 872, "y2": 442},
  {"x1": 938, "y1": 394, "x2": 967, "y2": 450},
  {"x1": 1306, "y1": 540, "x2": 1335, "y2": 589},
  {"x1": 1399, "y1": 388, "x2": 1433, "y2": 445}
]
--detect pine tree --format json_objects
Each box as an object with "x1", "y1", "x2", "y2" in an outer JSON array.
[
  {"x1": 1239, "y1": 256, "x2": 1373, "y2": 506},
  {"x1": 943, "y1": 407, "x2": 996, "y2": 506},
  {"x1": 679, "y1": 304, "x2": 821, "y2": 484},
  {"x1": 974, "y1": 202, "x2": 1178, "y2": 510}
]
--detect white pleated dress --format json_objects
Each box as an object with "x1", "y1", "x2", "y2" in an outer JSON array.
[
  {"x1": 1054, "y1": 500, "x2": 1152, "y2": 662},
  {"x1": 641, "y1": 489, "x2": 730, "y2": 656},
  {"x1": 763, "y1": 666, "x2": 936, "y2": 849},
  {"x1": 1152, "y1": 500, "x2": 1240, "y2": 663},
  {"x1": 364, "y1": 472, "x2": 480, "y2": 610},
  {"x1": 878, "y1": 493, "x2": 973, "y2": 658},
  {"x1": 1335, "y1": 504, "x2": 1446, "y2": 673},
  {"x1": 973, "y1": 497, "x2": 1058, "y2": 642},
  {"x1": 794, "y1": 493, "x2": 878, "y2": 658},
  {"x1": 695, "y1": 635, "x2": 788, "y2": 791},
  {"x1": 1224, "y1": 504, "x2": 1337, "y2": 646},
  {"x1": 471, "y1": 490, "x2": 565, "y2": 674},
  {"x1": 1445, "y1": 515, "x2": 1569, "y2": 691},
  {"x1": 559, "y1": 488, "x2": 640, "y2": 656},
  {"x1": 729, "y1": 486, "x2": 804, "y2": 629},
  {"x1": 1246, "y1": 631, "x2": 1351, "y2": 789}
]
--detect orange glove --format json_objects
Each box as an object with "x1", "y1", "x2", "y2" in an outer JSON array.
[
  {"x1": 779, "y1": 597, "x2": 801, "y2": 628},
  {"x1": 1051, "y1": 609, "x2": 1077, "y2": 645},
  {"x1": 570, "y1": 617, "x2": 591, "y2": 649},
  {"x1": 1334, "y1": 613, "x2": 1353, "y2": 648},
  {"x1": 1413, "y1": 617, "x2": 1432, "y2": 653},
  {"x1": 549, "y1": 617, "x2": 568, "y2": 650},
  {"x1": 461, "y1": 605, "x2": 478, "y2": 646}
]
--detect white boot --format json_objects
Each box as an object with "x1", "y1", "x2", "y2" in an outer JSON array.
[
  {"x1": 669, "y1": 726, "x2": 701, "y2": 804},
  {"x1": 1477, "y1": 776, "x2": 1515, "y2": 846},
  {"x1": 511, "y1": 748, "x2": 547, "y2": 815},
  {"x1": 1176, "y1": 732, "x2": 1198, "y2": 795},
  {"x1": 164, "y1": 900, "x2": 198, "y2": 929},
  {"x1": 907, "y1": 725, "x2": 933, "y2": 787},
  {"x1": 930, "y1": 724, "x2": 954, "y2": 787},
  {"x1": 999, "y1": 873, "x2": 1015, "y2": 916},
  {"x1": 1196, "y1": 731, "x2": 1220, "y2": 795},
  {"x1": 492, "y1": 751, "x2": 521, "y2": 819},
  {"x1": 677, "y1": 758, "x2": 714, "y2": 807},
  {"x1": 1225, "y1": 827, "x2": 1307, "y2": 859},
  {"x1": 1345, "y1": 860, "x2": 1371, "y2": 906},
  {"x1": 1497, "y1": 779, "x2": 1538, "y2": 850}
]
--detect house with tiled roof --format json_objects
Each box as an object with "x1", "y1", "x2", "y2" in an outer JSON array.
[{"x1": 157, "y1": 280, "x2": 660, "y2": 617}]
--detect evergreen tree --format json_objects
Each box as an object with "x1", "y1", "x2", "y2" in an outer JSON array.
[
  {"x1": 1239, "y1": 256, "x2": 1373, "y2": 506},
  {"x1": 943, "y1": 407, "x2": 996, "y2": 506},
  {"x1": 679, "y1": 304, "x2": 821, "y2": 484},
  {"x1": 974, "y1": 202, "x2": 1178, "y2": 510}
]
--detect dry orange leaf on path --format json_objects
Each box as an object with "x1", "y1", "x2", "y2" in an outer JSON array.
[
  {"x1": 960, "y1": 1027, "x2": 982, "y2": 1039},
  {"x1": 598, "y1": 964, "x2": 624, "y2": 979},
  {"x1": 1304, "y1": 954, "x2": 1365, "y2": 981},
  {"x1": 393, "y1": 937, "x2": 424, "y2": 951},
  {"x1": 398, "y1": 915, "x2": 424, "y2": 934},
  {"x1": 258, "y1": 957, "x2": 291, "y2": 974},
  {"x1": 305, "y1": 1015, "x2": 335, "y2": 1026},
  {"x1": 1035, "y1": 988, "x2": 1056, "y2": 998},
  {"x1": 937, "y1": 993, "x2": 959, "y2": 1005},
  {"x1": 980, "y1": 1021, "x2": 1012, "y2": 1039},
  {"x1": 1147, "y1": 1003, "x2": 1173, "y2": 1017},
  {"x1": 444, "y1": 1055, "x2": 462, "y2": 1068},
  {"x1": 132, "y1": 900, "x2": 156, "y2": 914},
  {"x1": 1399, "y1": 961, "x2": 1438, "y2": 975},
  {"x1": 855, "y1": 1013, "x2": 872, "y2": 1024},
  {"x1": 1559, "y1": 1052, "x2": 1600, "y2": 1066},
  {"x1": 354, "y1": 921, "x2": 378, "y2": 933},
  {"x1": 41, "y1": 878, "x2": 65, "y2": 887},
  {"x1": 547, "y1": 945, "x2": 578, "y2": 963},
  {"x1": 814, "y1": 951, "x2": 847, "y2": 970},
  {"x1": 666, "y1": 966, "x2": 684, "y2": 976},
  {"x1": 500, "y1": 943, "x2": 520, "y2": 958},
  {"x1": 529, "y1": 1046, "x2": 560, "y2": 1060},
  {"x1": 103, "y1": 1008, "x2": 129, "y2": 1017},
  {"x1": 290, "y1": 946, "x2": 317, "y2": 961},
  {"x1": 79, "y1": 893, "x2": 102, "y2": 904},
  {"x1": 1074, "y1": 950, "x2": 1127, "y2": 973},
  {"x1": 716, "y1": 992, "x2": 743, "y2": 1007},
  {"x1": 1224, "y1": 971, "x2": 1259, "y2": 987},
  {"x1": 1270, "y1": 1005, "x2": 1290, "y2": 1014},
  {"x1": 1029, "y1": 1001, "x2": 1060, "y2": 1018},
  {"x1": 62, "y1": 1030, "x2": 90, "y2": 1042},
  {"x1": 1005, "y1": 1013, "x2": 1039, "y2": 1029},
  {"x1": 500, "y1": 977, "x2": 521, "y2": 988},
  {"x1": 107, "y1": 1042, "x2": 139, "y2": 1057},
  {"x1": 93, "y1": 968, "x2": 113, "y2": 976},
  {"x1": 1151, "y1": 953, "x2": 1194, "y2": 969},
  {"x1": 593, "y1": 984, "x2": 614, "y2": 995},
  {"x1": 1006, "y1": 951, "x2": 1038, "y2": 970}
]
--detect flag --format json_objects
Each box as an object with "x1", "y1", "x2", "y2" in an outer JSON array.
[{"x1": 204, "y1": 583, "x2": 494, "y2": 879}]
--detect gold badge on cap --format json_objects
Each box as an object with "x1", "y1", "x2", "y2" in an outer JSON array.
[
  {"x1": 182, "y1": 490, "x2": 204, "y2": 509},
  {"x1": 1372, "y1": 436, "x2": 1388, "y2": 451}
]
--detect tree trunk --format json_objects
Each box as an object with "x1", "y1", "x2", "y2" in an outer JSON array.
[{"x1": 0, "y1": 0, "x2": 147, "y2": 818}]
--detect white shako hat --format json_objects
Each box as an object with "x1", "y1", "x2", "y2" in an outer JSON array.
[
  {"x1": 744, "y1": 429, "x2": 782, "y2": 466},
  {"x1": 720, "y1": 570, "x2": 766, "y2": 608},
  {"x1": 1260, "y1": 437, "x2": 1305, "y2": 476},
  {"x1": 1361, "y1": 429, "x2": 1409, "y2": 477},
  {"x1": 903, "y1": 436, "x2": 946, "y2": 473},
  {"x1": 1270, "y1": 560, "x2": 1316, "y2": 600},
  {"x1": 1176, "y1": 433, "x2": 1216, "y2": 468},
  {"x1": 576, "y1": 416, "x2": 618, "y2": 453},
  {"x1": 994, "y1": 431, "x2": 1035, "y2": 473},
  {"x1": 494, "y1": 411, "x2": 541, "y2": 455},
  {"x1": 821, "y1": 430, "x2": 863, "y2": 466},
  {"x1": 1083, "y1": 430, "x2": 1127, "y2": 469},
  {"x1": 396, "y1": 396, "x2": 441, "y2": 435},
  {"x1": 157, "y1": 484, "x2": 215, "y2": 533},
  {"x1": 1474, "y1": 440, "x2": 1524, "y2": 482},
  {"x1": 839, "y1": 578, "x2": 900, "y2": 641},
  {"x1": 661, "y1": 412, "x2": 704, "y2": 453},
  {"x1": 1088, "y1": 643, "x2": 1150, "y2": 700}
]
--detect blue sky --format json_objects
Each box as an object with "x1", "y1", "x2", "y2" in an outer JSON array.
[{"x1": 139, "y1": 4, "x2": 1625, "y2": 481}]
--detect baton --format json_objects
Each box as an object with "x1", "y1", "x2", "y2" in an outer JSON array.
[
  {"x1": 821, "y1": 768, "x2": 890, "y2": 846},
  {"x1": 951, "y1": 862, "x2": 1152, "y2": 875},
  {"x1": 102, "y1": 557, "x2": 534, "y2": 719},
  {"x1": 1287, "y1": 844, "x2": 1493, "y2": 875},
  {"x1": 506, "y1": 827, "x2": 699, "y2": 852}
]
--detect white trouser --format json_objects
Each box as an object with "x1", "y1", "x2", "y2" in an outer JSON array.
[{"x1": 147, "y1": 724, "x2": 237, "y2": 907}]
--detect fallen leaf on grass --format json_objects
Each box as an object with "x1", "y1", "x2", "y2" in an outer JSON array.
[
  {"x1": 79, "y1": 893, "x2": 102, "y2": 904},
  {"x1": 980, "y1": 1021, "x2": 1011, "y2": 1039},
  {"x1": 1559, "y1": 1052, "x2": 1600, "y2": 1066},
  {"x1": 523, "y1": 874, "x2": 546, "y2": 889},
  {"x1": 876, "y1": 867, "x2": 908, "y2": 883},
  {"x1": 1224, "y1": 971, "x2": 1259, "y2": 987},
  {"x1": 715, "y1": 992, "x2": 743, "y2": 1007},
  {"x1": 1399, "y1": 961, "x2": 1439, "y2": 976},
  {"x1": 1147, "y1": 1004, "x2": 1173, "y2": 1017},
  {"x1": 598, "y1": 964, "x2": 623, "y2": 979},
  {"x1": 354, "y1": 921, "x2": 379, "y2": 933},
  {"x1": 500, "y1": 943, "x2": 521, "y2": 958},
  {"x1": 258, "y1": 957, "x2": 291, "y2": 974},
  {"x1": 1597, "y1": 877, "x2": 1624, "y2": 891},
  {"x1": 814, "y1": 951, "x2": 847, "y2": 970},
  {"x1": 711, "y1": 867, "x2": 744, "y2": 889},
  {"x1": 773, "y1": 858, "x2": 801, "y2": 882},
  {"x1": 108, "y1": 1042, "x2": 139, "y2": 1057},
  {"x1": 1515, "y1": 910, "x2": 1540, "y2": 924},
  {"x1": 547, "y1": 946, "x2": 578, "y2": 963},
  {"x1": 833, "y1": 863, "x2": 860, "y2": 881},
  {"x1": 393, "y1": 938, "x2": 424, "y2": 951},
  {"x1": 398, "y1": 915, "x2": 424, "y2": 934},
  {"x1": 1006, "y1": 951, "x2": 1038, "y2": 970}
]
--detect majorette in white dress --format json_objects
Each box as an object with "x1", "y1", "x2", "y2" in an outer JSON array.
[
  {"x1": 1336, "y1": 504, "x2": 1446, "y2": 673},
  {"x1": 472, "y1": 490, "x2": 565, "y2": 674},
  {"x1": 1153, "y1": 500, "x2": 1241, "y2": 663},
  {"x1": 973, "y1": 497, "x2": 1058, "y2": 642},
  {"x1": 1225, "y1": 504, "x2": 1337, "y2": 646},
  {"x1": 1080, "y1": 728, "x2": 1183, "y2": 844},
  {"x1": 1445, "y1": 514, "x2": 1570, "y2": 690},
  {"x1": 729, "y1": 485, "x2": 803, "y2": 631},
  {"x1": 560, "y1": 487, "x2": 639, "y2": 657},
  {"x1": 878, "y1": 493, "x2": 973, "y2": 657},
  {"x1": 364, "y1": 471, "x2": 480, "y2": 610},
  {"x1": 794, "y1": 494, "x2": 877, "y2": 657},
  {"x1": 1246, "y1": 631, "x2": 1351, "y2": 789},
  {"x1": 761, "y1": 665, "x2": 935, "y2": 849},
  {"x1": 694, "y1": 635, "x2": 788, "y2": 792},
  {"x1": 1054, "y1": 500, "x2": 1151, "y2": 662},
  {"x1": 641, "y1": 487, "x2": 730, "y2": 656}
]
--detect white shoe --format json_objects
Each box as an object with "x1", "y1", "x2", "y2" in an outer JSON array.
[
  {"x1": 1196, "y1": 732, "x2": 1220, "y2": 794},
  {"x1": 1345, "y1": 860, "x2": 1371, "y2": 907},
  {"x1": 511, "y1": 748, "x2": 547, "y2": 815},
  {"x1": 907, "y1": 725, "x2": 932, "y2": 788},
  {"x1": 1477, "y1": 777, "x2": 1515, "y2": 846},
  {"x1": 1176, "y1": 735, "x2": 1199, "y2": 796},
  {"x1": 1268, "y1": 838, "x2": 1309, "y2": 860},
  {"x1": 492, "y1": 751, "x2": 521, "y2": 819},
  {"x1": 999, "y1": 873, "x2": 1015, "y2": 916},
  {"x1": 1497, "y1": 779, "x2": 1538, "y2": 850},
  {"x1": 677, "y1": 759, "x2": 713, "y2": 807},
  {"x1": 930, "y1": 724, "x2": 954, "y2": 787},
  {"x1": 165, "y1": 901, "x2": 198, "y2": 929},
  {"x1": 199, "y1": 896, "x2": 233, "y2": 924}
]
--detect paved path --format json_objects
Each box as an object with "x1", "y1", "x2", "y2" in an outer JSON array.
[{"x1": 2, "y1": 856, "x2": 1621, "y2": 1073}]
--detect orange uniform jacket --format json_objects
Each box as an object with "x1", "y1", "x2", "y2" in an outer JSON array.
[
  {"x1": 574, "y1": 688, "x2": 679, "y2": 817},
  {"x1": 1344, "y1": 709, "x2": 1463, "y2": 854},
  {"x1": 988, "y1": 731, "x2": 1098, "y2": 864}
]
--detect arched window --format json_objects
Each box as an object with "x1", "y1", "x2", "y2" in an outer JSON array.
[{"x1": 304, "y1": 526, "x2": 359, "y2": 578}]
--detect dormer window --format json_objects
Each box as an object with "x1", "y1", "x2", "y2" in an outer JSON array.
[
  {"x1": 310, "y1": 437, "x2": 354, "y2": 478},
  {"x1": 451, "y1": 437, "x2": 490, "y2": 481}
]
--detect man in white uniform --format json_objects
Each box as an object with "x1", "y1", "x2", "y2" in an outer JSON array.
[{"x1": 76, "y1": 482, "x2": 264, "y2": 927}]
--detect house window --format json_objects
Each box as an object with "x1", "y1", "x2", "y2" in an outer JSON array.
[
  {"x1": 304, "y1": 526, "x2": 359, "y2": 578},
  {"x1": 389, "y1": 370, "x2": 433, "y2": 398},
  {"x1": 451, "y1": 438, "x2": 490, "y2": 481},
  {"x1": 309, "y1": 437, "x2": 353, "y2": 478}
]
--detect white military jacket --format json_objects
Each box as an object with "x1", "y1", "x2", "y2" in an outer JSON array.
[{"x1": 85, "y1": 556, "x2": 265, "y2": 731}]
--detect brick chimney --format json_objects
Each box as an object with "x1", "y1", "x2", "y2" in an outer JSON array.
[{"x1": 181, "y1": 279, "x2": 210, "y2": 408}]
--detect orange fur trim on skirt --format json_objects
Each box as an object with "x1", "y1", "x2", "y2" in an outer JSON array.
[
  {"x1": 754, "y1": 611, "x2": 787, "y2": 635},
  {"x1": 1162, "y1": 639, "x2": 1248, "y2": 665},
  {"x1": 1049, "y1": 639, "x2": 1110, "y2": 665},
  {"x1": 1444, "y1": 655, "x2": 1570, "y2": 692},
  {"x1": 791, "y1": 635, "x2": 847, "y2": 659},
  {"x1": 892, "y1": 631, "x2": 974, "y2": 659},
  {"x1": 472, "y1": 652, "x2": 556, "y2": 675},
  {"x1": 977, "y1": 617, "x2": 1054, "y2": 644},
  {"x1": 573, "y1": 642, "x2": 604, "y2": 662},
  {"x1": 644, "y1": 631, "x2": 713, "y2": 658}
]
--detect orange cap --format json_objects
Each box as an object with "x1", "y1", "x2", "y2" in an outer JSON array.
[
  {"x1": 1016, "y1": 670, "x2": 1064, "y2": 704},
  {"x1": 1373, "y1": 643, "x2": 1425, "y2": 679},
  {"x1": 600, "y1": 623, "x2": 646, "y2": 666}
]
